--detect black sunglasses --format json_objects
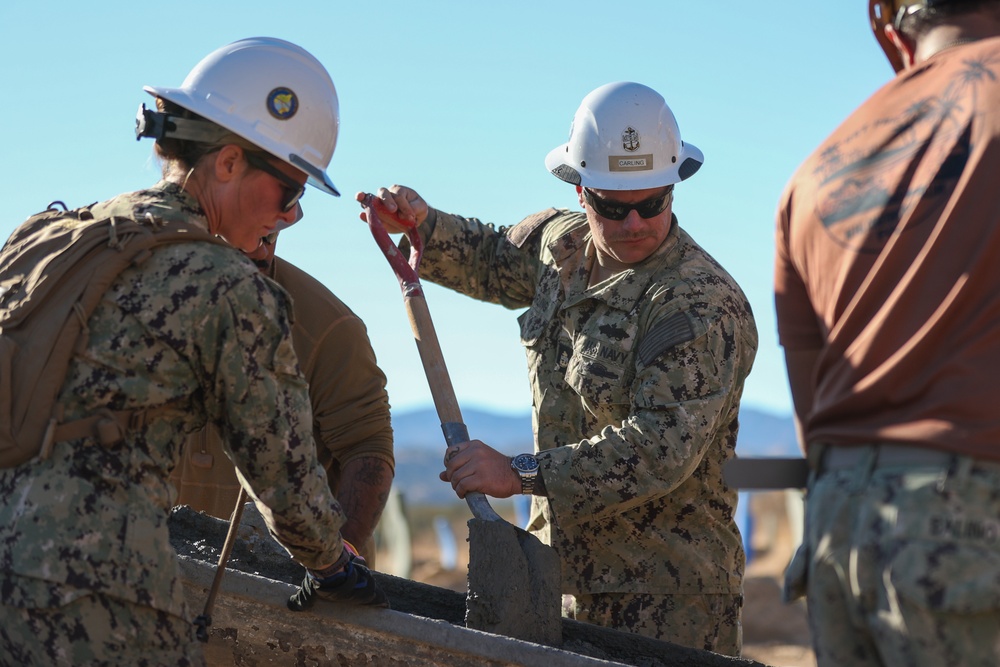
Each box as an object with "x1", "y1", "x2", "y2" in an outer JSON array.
[
  {"x1": 245, "y1": 152, "x2": 305, "y2": 213},
  {"x1": 582, "y1": 186, "x2": 673, "y2": 221}
]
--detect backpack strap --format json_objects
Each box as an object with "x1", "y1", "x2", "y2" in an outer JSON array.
[
  {"x1": 41, "y1": 405, "x2": 177, "y2": 459},
  {"x1": 1, "y1": 208, "x2": 228, "y2": 468}
]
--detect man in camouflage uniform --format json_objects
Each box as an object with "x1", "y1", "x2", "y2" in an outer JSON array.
[
  {"x1": 0, "y1": 39, "x2": 385, "y2": 667},
  {"x1": 775, "y1": 3, "x2": 1000, "y2": 665},
  {"x1": 367, "y1": 82, "x2": 757, "y2": 654}
]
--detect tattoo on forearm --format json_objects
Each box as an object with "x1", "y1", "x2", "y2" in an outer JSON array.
[{"x1": 338, "y1": 457, "x2": 394, "y2": 532}]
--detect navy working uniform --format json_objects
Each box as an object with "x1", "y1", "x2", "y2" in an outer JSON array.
[
  {"x1": 0, "y1": 183, "x2": 346, "y2": 665},
  {"x1": 409, "y1": 204, "x2": 758, "y2": 652}
]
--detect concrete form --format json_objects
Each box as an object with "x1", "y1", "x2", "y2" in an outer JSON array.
[{"x1": 171, "y1": 506, "x2": 768, "y2": 667}]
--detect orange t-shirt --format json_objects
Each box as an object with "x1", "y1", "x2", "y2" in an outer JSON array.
[{"x1": 775, "y1": 38, "x2": 1000, "y2": 461}]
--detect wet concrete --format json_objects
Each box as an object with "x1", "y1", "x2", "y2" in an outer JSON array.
[
  {"x1": 169, "y1": 504, "x2": 769, "y2": 667},
  {"x1": 465, "y1": 517, "x2": 562, "y2": 645}
]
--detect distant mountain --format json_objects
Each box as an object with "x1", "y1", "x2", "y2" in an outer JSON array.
[
  {"x1": 391, "y1": 406, "x2": 534, "y2": 453},
  {"x1": 390, "y1": 407, "x2": 535, "y2": 506},
  {"x1": 390, "y1": 406, "x2": 799, "y2": 506},
  {"x1": 391, "y1": 405, "x2": 798, "y2": 456},
  {"x1": 734, "y1": 408, "x2": 801, "y2": 458}
]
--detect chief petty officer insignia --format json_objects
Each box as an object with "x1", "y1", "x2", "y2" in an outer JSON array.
[{"x1": 622, "y1": 126, "x2": 640, "y2": 152}]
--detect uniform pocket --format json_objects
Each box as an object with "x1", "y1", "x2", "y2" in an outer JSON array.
[
  {"x1": 564, "y1": 334, "x2": 632, "y2": 408},
  {"x1": 886, "y1": 469, "x2": 1000, "y2": 614},
  {"x1": 888, "y1": 539, "x2": 1000, "y2": 613}
]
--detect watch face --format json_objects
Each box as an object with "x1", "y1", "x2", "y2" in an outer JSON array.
[{"x1": 512, "y1": 453, "x2": 539, "y2": 473}]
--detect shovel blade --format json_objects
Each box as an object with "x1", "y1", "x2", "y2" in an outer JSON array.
[{"x1": 465, "y1": 517, "x2": 562, "y2": 646}]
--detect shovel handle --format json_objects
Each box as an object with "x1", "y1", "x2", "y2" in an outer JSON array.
[
  {"x1": 363, "y1": 194, "x2": 501, "y2": 522},
  {"x1": 195, "y1": 485, "x2": 248, "y2": 641},
  {"x1": 403, "y1": 293, "x2": 502, "y2": 522}
]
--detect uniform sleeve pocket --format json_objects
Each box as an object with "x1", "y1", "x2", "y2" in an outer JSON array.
[
  {"x1": 266, "y1": 291, "x2": 304, "y2": 380},
  {"x1": 518, "y1": 307, "x2": 546, "y2": 348},
  {"x1": 518, "y1": 267, "x2": 561, "y2": 348}
]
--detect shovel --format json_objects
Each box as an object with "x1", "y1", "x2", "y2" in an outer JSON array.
[
  {"x1": 193, "y1": 486, "x2": 249, "y2": 642},
  {"x1": 360, "y1": 194, "x2": 562, "y2": 646}
]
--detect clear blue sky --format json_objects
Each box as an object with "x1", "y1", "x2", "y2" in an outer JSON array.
[{"x1": 0, "y1": 2, "x2": 891, "y2": 419}]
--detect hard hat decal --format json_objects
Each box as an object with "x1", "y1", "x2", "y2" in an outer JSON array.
[
  {"x1": 622, "y1": 127, "x2": 640, "y2": 152},
  {"x1": 608, "y1": 154, "x2": 654, "y2": 172},
  {"x1": 143, "y1": 38, "x2": 339, "y2": 195},
  {"x1": 267, "y1": 87, "x2": 299, "y2": 120}
]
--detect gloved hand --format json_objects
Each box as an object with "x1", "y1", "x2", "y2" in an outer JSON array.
[
  {"x1": 342, "y1": 538, "x2": 365, "y2": 566},
  {"x1": 287, "y1": 554, "x2": 389, "y2": 611}
]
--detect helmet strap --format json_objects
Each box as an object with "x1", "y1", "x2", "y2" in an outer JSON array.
[{"x1": 134, "y1": 104, "x2": 232, "y2": 144}]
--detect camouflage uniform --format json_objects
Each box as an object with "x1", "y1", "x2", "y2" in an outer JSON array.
[
  {"x1": 0, "y1": 182, "x2": 346, "y2": 665},
  {"x1": 411, "y1": 206, "x2": 758, "y2": 652},
  {"x1": 775, "y1": 38, "x2": 1000, "y2": 667},
  {"x1": 792, "y1": 447, "x2": 1000, "y2": 667},
  {"x1": 171, "y1": 256, "x2": 395, "y2": 563},
  {"x1": 1, "y1": 595, "x2": 203, "y2": 667}
]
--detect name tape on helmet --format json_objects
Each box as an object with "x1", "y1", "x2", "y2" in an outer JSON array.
[{"x1": 608, "y1": 154, "x2": 654, "y2": 172}]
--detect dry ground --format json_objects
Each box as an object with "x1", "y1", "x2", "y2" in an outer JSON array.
[{"x1": 385, "y1": 492, "x2": 816, "y2": 667}]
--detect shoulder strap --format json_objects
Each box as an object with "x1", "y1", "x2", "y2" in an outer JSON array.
[
  {"x1": 0, "y1": 207, "x2": 227, "y2": 468},
  {"x1": 505, "y1": 208, "x2": 561, "y2": 248}
]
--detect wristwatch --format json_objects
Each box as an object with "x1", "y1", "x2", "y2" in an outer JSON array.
[{"x1": 510, "y1": 453, "x2": 539, "y2": 495}]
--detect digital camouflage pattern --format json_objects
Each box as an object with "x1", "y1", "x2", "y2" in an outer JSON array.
[
  {"x1": 410, "y1": 207, "x2": 757, "y2": 644},
  {"x1": 572, "y1": 591, "x2": 742, "y2": 651},
  {"x1": 1, "y1": 593, "x2": 205, "y2": 667},
  {"x1": 790, "y1": 450, "x2": 1000, "y2": 667},
  {"x1": 774, "y1": 37, "x2": 1000, "y2": 667},
  {"x1": 171, "y1": 255, "x2": 395, "y2": 562},
  {"x1": 0, "y1": 183, "x2": 345, "y2": 640}
]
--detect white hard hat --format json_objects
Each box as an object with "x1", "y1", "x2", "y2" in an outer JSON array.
[
  {"x1": 545, "y1": 81, "x2": 702, "y2": 191},
  {"x1": 144, "y1": 37, "x2": 341, "y2": 197}
]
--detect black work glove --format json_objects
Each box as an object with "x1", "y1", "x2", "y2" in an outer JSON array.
[{"x1": 287, "y1": 555, "x2": 390, "y2": 611}]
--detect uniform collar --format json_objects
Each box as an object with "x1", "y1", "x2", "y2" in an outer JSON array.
[
  {"x1": 553, "y1": 214, "x2": 681, "y2": 313},
  {"x1": 149, "y1": 180, "x2": 212, "y2": 232}
]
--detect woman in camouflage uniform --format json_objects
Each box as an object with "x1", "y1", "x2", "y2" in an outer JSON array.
[{"x1": 0, "y1": 38, "x2": 384, "y2": 667}]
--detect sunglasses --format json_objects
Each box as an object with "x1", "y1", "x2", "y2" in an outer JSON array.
[
  {"x1": 245, "y1": 152, "x2": 305, "y2": 213},
  {"x1": 582, "y1": 186, "x2": 673, "y2": 221}
]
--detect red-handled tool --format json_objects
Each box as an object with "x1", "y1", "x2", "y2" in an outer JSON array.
[
  {"x1": 361, "y1": 193, "x2": 501, "y2": 523},
  {"x1": 360, "y1": 193, "x2": 562, "y2": 644}
]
